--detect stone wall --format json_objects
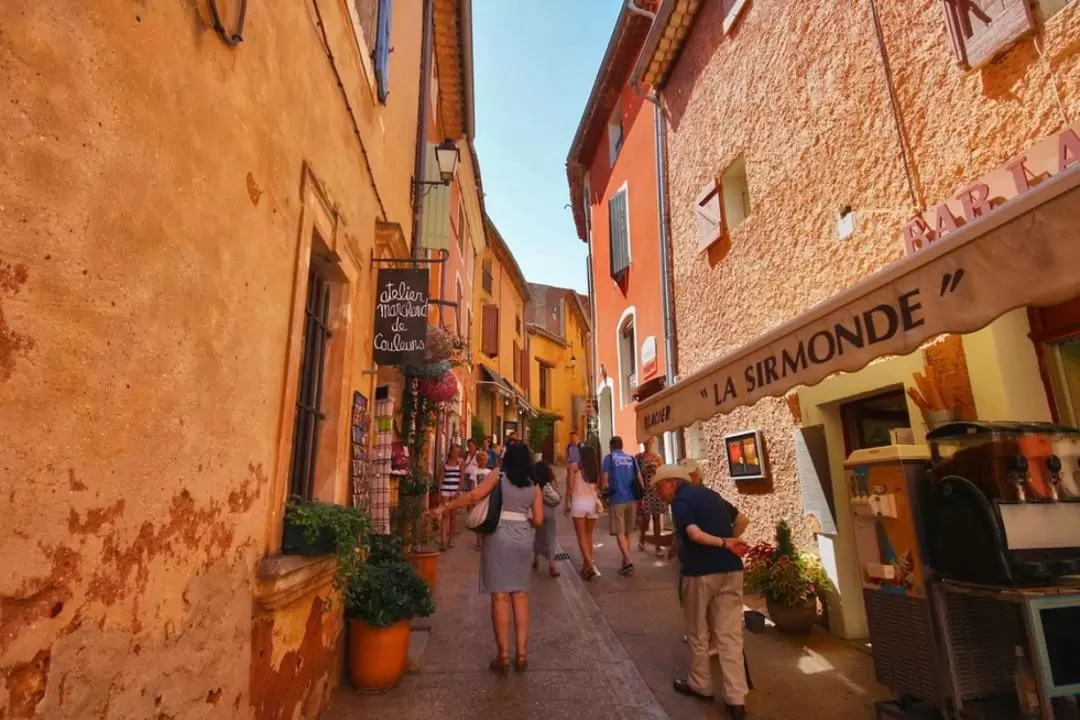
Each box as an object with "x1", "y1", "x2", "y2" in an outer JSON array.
[{"x1": 662, "y1": 0, "x2": 1080, "y2": 547}]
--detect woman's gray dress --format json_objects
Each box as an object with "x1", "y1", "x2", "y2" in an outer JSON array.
[
  {"x1": 480, "y1": 474, "x2": 537, "y2": 594},
  {"x1": 533, "y1": 502, "x2": 556, "y2": 560}
]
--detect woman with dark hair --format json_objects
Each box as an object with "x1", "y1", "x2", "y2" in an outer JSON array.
[
  {"x1": 437, "y1": 444, "x2": 465, "y2": 550},
  {"x1": 565, "y1": 443, "x2": 602, "y2": 579},
  {"x1": 429, "y1": 441, "x2": 543, "y2": 672},
  {"x1": 532, "y1": 459, "x2": 560, "y2": 578}
]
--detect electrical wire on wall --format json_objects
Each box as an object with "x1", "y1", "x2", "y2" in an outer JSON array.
[
  {"x1": 209, "y1": 0, "x2": 248, "y2": 46},
  {"x1": 868, "y1": 0, "x2": 923, "y2": 213}
]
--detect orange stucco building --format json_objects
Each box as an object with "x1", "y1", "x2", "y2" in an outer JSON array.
[
  {"x1": 566, "y1": 2, "x2": 672, "y2": 457},
  {"x1": 632, "y1": 0, "x2": 1080, "y2": 639},
  {"x1": 0, "y1": 0, "x2": 463, "y2": 717}
]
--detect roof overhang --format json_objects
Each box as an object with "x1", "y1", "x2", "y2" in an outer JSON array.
[
  {"x1": 631, "y1": 0, "x2": 703, "y2": 90},
  {"x1": 565, "y1": 3, "x2": 657, "y2": 242},
  {"x1": 433, "y1": 0, "x2": 474, "y2": 140},
  {"x1": 636, "y1": 163, "x2": 1080, "y2": 438}
]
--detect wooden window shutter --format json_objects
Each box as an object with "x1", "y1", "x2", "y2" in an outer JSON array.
[
  {"x1": 608, "y1": 189, "x2": 630, "y2": 279},
  {"x1": 513, "y1": 341, "x2": 521, "y2": 384},
  {"x1": 695, "y1": 180, "x2": 723, "y2": 251},
  {"x1": 521, "y1": 346, "x2": 530, "y2": 395},
  {"x1": 374, "y1": 0, "x2": 393, "y2": 102},
  {"x1": 482, "y1": 304, "x2": 499, "y2": 357},
  {"x1": 941, "y1": 0, "x2": 1033, "y2": 69}
]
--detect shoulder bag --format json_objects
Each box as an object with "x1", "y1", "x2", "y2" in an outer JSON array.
[
  {"x1": 465, "y1": 474, "x2": 503, "y2": 535},
  {"x1": 542, "y1": 482, "x2": 562, "y2": 507},
  {"x1": 631, "y1": 457, "x2": 645, "y2": 502}
]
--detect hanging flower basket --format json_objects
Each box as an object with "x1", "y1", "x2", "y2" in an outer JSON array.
[
  {"x1": 425, "y1": 325, "x2": 456, "y2": 364},
  {"x1": 411, "y1": 359, "x2": 451, "y2": 378},
  {"x1": 419, "y1": 369, "x2": 457, "y2": 403}
]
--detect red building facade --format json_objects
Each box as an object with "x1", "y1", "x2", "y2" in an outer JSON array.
[{"x1": 566, "y1": 4, "x2": 670, "y2": 455}]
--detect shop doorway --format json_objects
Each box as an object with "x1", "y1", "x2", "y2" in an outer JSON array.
[
  {"x1": 541, "y1": 422, "x2": 555, "y2": 464},
  {"x1": 840, "y1": 388, "x2": 912, "y2": 455}
]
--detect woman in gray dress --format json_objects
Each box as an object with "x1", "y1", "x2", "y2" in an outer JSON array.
[
  {"x1": 430, "y1": 442, "x2": 543, "y2": 673},
  {"x1": 531, "y1": 460, "x2": 560, "y2": 578}
]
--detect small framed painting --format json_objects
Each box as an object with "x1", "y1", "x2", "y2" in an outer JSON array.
[{"x1": 724, "y1": 430, "x2": 767, "y2": 481}]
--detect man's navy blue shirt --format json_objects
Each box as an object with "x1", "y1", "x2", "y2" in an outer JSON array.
[{"x1": 671, "y1": 483, "x2": 743, "y2": 576}]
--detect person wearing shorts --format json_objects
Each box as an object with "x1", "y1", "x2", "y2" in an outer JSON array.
[
  {"x1": 566, "y1": 430, "x2": 583, "y2": 490},
  {"x1": 438, "y1": 444, "x2": 464, "y2": 550},
  {"x1": 601, "y1": 436, "x2": 642, "y2": 576},
  {"x1": 565, "y1": 443, "x2": 602, "y2": 579}
]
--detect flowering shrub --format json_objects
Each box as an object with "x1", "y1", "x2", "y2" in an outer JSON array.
[
  {"x1": 418, "y1": 369, "x2": 457, "y2": 403},
  {"x1": 424, "y1": 325, "x2": 456, "y2": 363},
  {"x1": 743, "y1": 520, "x2": 834, "y2": 608}
]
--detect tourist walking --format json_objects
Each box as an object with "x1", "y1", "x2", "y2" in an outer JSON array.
[
  {"x1": 483, "y1": 437, "x2": 497, "y2": 469},
  {"x1": 652, "y1": 464, "x2": 751, "y2": 720},
  {"x1": 565, "y1": 429, "x2": 583, "y2": 490},
  {"x1": 470, "y1": 450, "x2": 491, "y2": 551},
  {"x1": 532, "y1": 459, "x2": 561, "y2": 578},
  {"x1": 635, "y1": 438, "x2": 665, "y2": 555},
  {"x1": 438, "y1": 444, "x2": 465, "y2": 550},
  {"x1": 429, "y1": 442, "x2": 543, "y2": 673},
  {"x1": 566, "y1": 443, "x2": 602, "y2": 579},
  {"x1": 601, "y1": 436, "x2": 643, "y2": 576}
]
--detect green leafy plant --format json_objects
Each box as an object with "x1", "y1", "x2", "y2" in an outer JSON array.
[
  {"x1": 529, "y1": 412, "x2": 557, "y2": 449},
  {"x1": 471, "y1": 417, "x2": 486, "y2": 446},
  {"x1": 743, "y1": 520, "x2": 834, "y2": 608},
  {"x1": 285, "y1": 501, "x2": 373, "y2": 590},
  {"x1": 345, "y1": 560, "x2": 436, "y2": 628},
  {"x1": 365, "y1": 533, "x2": 406, "y2": 565}
]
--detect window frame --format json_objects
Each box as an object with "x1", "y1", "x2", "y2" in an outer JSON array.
[{"x1": 608, "y1": 184, "x2": 631, "y2": 279}]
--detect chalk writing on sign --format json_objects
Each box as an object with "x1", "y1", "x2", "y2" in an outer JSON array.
[{"x1": 373, "y1": 269, "x2": 429, "y2": 366}]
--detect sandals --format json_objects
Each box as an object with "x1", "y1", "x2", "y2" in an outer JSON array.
[{"x1": 489, "y1": 656, "x2": 510, "y2": 674}]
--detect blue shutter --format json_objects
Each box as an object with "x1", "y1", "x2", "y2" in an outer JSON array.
[
  {"x1": 608, "y1": 189, "x2": 630, "y2": 279},
  {"x1": 375, "y1": 0, "x2": 393, "y2": 103}
]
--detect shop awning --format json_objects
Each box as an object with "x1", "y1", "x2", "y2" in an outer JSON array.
[
  {"x1": 478, "y1": 365, "x2": 514, "y2": 396},
  {"x1": 636, "y1": 164, "x2": 1080, "y2": 438}
]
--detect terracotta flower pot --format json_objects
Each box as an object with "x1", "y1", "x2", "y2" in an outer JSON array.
[
  {"x1": 407, "y1": 550, "x2": 439, "y2": 591},
  {"x1": 766, "y1": 598, "x2": 818, "y2": 634},
  {"x1": 347, "y1": 618, "x2": 410, "y2": 692}
]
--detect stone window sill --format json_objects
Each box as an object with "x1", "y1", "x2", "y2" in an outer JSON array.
[{"x1": 254, "y1": 553, "x2": 337, "y2": 611}]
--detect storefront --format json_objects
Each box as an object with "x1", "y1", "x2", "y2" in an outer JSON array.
[{"x1": 638, "y1": 137, "x2": 1080, "y2": 649}]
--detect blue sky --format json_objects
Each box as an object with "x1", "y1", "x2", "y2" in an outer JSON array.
[{"x1": 472, "y1": 0, "x2": 623, "y2": 294}]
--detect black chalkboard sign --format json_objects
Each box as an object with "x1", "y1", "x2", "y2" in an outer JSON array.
[{"x1": 373, "y1": 268, "x2": 429, "y2": 366}]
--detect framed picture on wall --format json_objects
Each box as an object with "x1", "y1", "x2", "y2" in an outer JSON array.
[{"x1": 724, "y1": 429, "x2": 767, "y2": 481}]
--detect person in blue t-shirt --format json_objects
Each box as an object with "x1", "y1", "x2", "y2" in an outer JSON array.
[
  {"x1": 651, "y1": 463, "x2": 751, "y2": 720},
  {"x1": 601, "y1": 436, "x2": 643, "y2": 575}
]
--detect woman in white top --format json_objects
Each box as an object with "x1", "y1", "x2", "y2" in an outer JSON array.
[
  {"x1": 470, "y1": 450, "x2": 490, "y2": 551},
  {"x1": 564, "y1": 443, "x2": 602, "y2": 579},
  {"x1": 438, "y1": 444, "x2": 465, "y2": 550}
]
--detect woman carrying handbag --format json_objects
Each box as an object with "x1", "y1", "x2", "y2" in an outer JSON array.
[
  {"x1": 429, "y1": 442, "x2": 543, "y2": 673},
  {"x1": 532, "y1": 459, "x2": 561, "y2": 578}
]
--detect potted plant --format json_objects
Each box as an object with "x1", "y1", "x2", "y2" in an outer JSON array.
[
  {"x1": 284, "y1": 500, "x2": 373, "y2": 588},
  {"x1": 345, "y1": 557, "x2": 436, "y2": 691},
  {"x1": 529, "y1": 412, "x2": 557, "y2": 462},
  {"x1": 743, "y1": 520, "x2": 834, "y2": 634}
]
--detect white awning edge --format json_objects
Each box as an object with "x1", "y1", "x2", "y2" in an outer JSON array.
[{"x1": 636, "y1": 164, "x2": 1080, "y2": 438}]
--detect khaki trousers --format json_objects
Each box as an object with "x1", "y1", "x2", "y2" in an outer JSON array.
[{"x1": 684, "y1": 571, "x2": 747, "y2": 704}]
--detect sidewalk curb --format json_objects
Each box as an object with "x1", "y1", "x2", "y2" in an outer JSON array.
[{"x1": 552, "y1": 540, "x2": 671, "y2": 720}]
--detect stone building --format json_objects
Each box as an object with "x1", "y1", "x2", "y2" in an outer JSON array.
[
  {"x1": 631, "y1": 0, "x2": 1080, "y2": 639},
  {"x1": 0, "y1": 0, "x2": 470, "y2": 717}
]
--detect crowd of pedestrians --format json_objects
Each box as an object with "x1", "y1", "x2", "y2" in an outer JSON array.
[{"x1": 427, "y1": 430, "x2": 751, "y2": 718}]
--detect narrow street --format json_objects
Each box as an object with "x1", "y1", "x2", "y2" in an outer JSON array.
[{"x1": 325, "y1": 468, "x2": 888, "y2": 720}]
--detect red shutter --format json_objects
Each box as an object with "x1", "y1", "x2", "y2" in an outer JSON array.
[
  {"x1": 482, "y1": 304, "x2": 499, "y2": 357},
  {"x1": 696, "y1": 180, "x2": 723, "y2": 250},
  {"x1": 941, "y1": 0, "x2": 1033, "y2": 69}
]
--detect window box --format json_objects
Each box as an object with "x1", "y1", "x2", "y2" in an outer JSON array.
[{"x1": 282, "y1": 515, "x2": 336, "y2": 556}]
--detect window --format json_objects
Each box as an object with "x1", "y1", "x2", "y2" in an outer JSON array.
[
  {"x1": 289, "y1": 264, "x2": 334, "y2": 501},
  {"x1": 482, "y1": 303, "x2": 499, "y2": 357},
  {"x1": 482, "y1": 257, "x2": 493, "y2": 295},
  {"x1": 618, "y1": 316, "x2": 636, "y2": 406},
  {"x1": 607, "y1": 98, "x2": 624, "y2": 166},
  {"x1": 513, "y1": 341, "x2": 521, "y2": 385},
  {"x1": 840, "y1": 389, "x2": 911, "y2": 455},
  {"x1": 374, "y1": 0, "x2": 393, "y2": 102},
  {"x1": 608, "y1": 187, "x2": 630, "y2": 279},
  {"x1": 695, "y1": 155, "x2": 751, "y2": 251},
  {"x1": 539, "y1": 363, "x2": 551, "y2": 408},
  {"x1": 941, "y1": 0, "x2": 1034, "y2": 69}
]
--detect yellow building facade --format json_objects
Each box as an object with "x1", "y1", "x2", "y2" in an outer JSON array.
[
  {"x1": 472, "y1": 217, "x2": 532, "y2": 444},
  {"x1": 526, "y1": 284, "x2": 592, "y2": 462}
]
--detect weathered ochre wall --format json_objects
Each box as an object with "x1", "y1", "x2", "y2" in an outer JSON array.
[
  {"x1": 663, "y1": 0, "x2": 1080, "y2": 550},
  {"x1": 0, "y1": 0, "x2": 421, "y2": 717}
]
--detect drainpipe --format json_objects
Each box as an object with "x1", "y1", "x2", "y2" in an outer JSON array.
[{"x1": 653, "y1": 100, "x2": 680, "y2": 464}]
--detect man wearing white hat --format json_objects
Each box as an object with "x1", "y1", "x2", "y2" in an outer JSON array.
[{"x1": 652, "y1": 463, "x2": 750, "y2": 720}]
